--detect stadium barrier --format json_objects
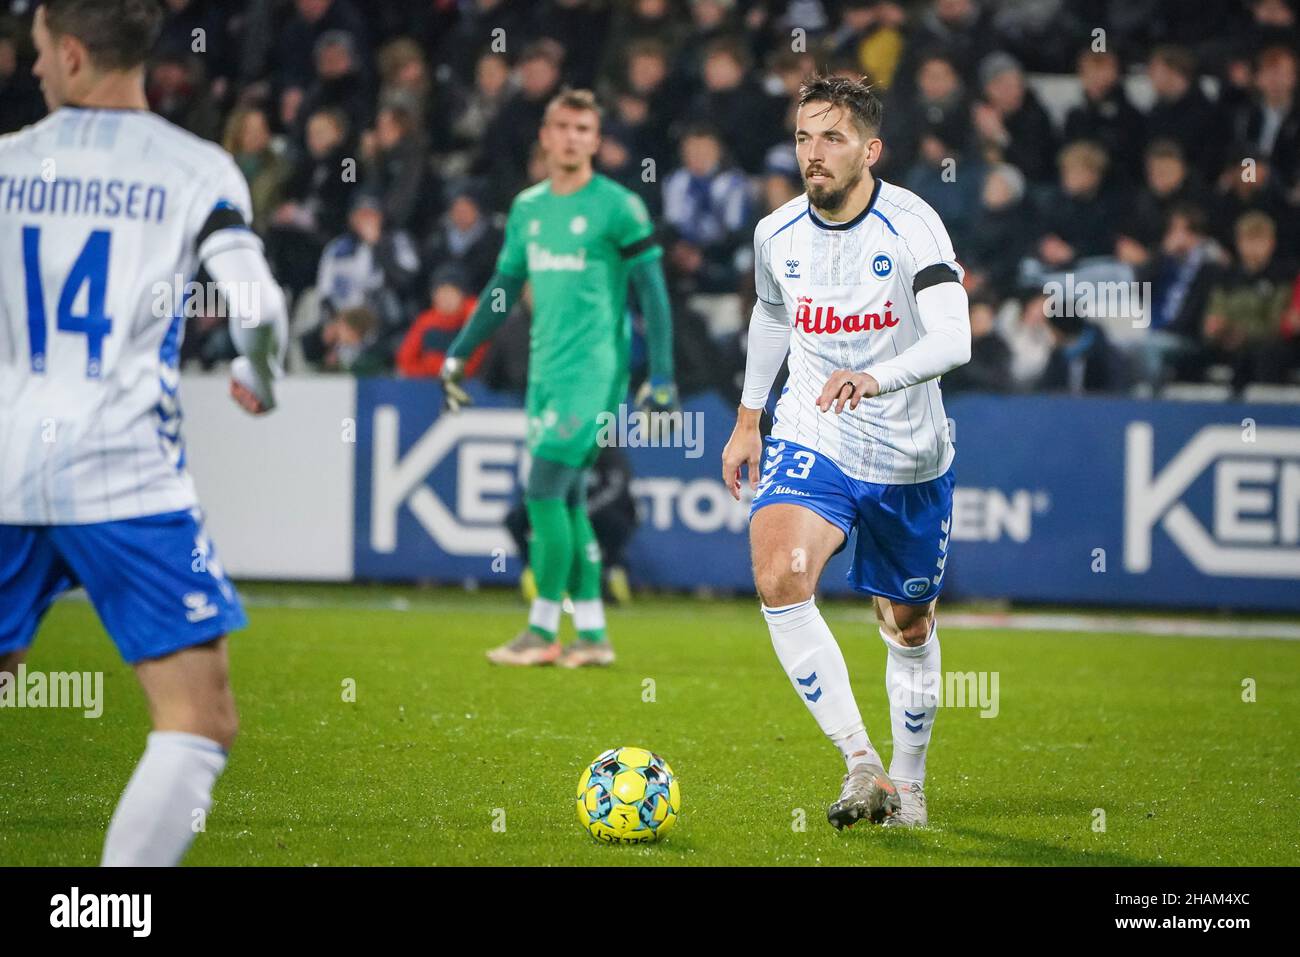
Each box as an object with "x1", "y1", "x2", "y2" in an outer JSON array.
[{"x1": 182, "y1": 375, "x2": 1300, "y2": 611}]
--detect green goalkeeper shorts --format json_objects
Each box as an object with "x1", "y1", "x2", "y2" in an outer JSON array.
[{"x1": 525, "y1": 379, "x2": 624, "y2": 469}]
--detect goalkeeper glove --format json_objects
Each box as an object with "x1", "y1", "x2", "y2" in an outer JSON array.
[
  {"x1": 440, "y1": 356, "x2": 472, "y2": 412},
  {"x1": 636, "y1": 378, "x2": 679, "y2": 416}
]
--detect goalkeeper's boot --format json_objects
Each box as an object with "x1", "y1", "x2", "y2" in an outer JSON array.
[
  {"x1": 556, "y1": 637, "x2": 616, "y2": 668},
  {"x1": 881, "y1": 781, "x2": 927, "y2": 828},
  {"x1": 827, "y1": 761, "x2": 900, "y2": 829},
  {"x1": 486, "y1": 630, "x2": 561, "y2": 666}
]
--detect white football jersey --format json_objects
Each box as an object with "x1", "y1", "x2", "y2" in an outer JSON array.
[
  {"x1": 754, "y1": 179, "x2": 963, "y2": 485},
  {"x1": 0, "y1": 107, "x2": 257, "y2": 524}
]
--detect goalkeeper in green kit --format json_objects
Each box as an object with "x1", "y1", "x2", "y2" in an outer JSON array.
[{"x1": 441, "y1": 89, "x2": 676, "y2": 668}]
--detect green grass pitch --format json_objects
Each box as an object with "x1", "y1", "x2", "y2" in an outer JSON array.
[{"x1": 2, "y1": 584, "x2": 1297, "y2": 866}]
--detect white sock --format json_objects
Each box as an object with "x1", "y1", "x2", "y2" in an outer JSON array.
[
  {"x1": 101, "y1": 731, "x2": 228, "y2": 867},
  {"x1": 528, "y1": 598, "x2": 562, "y2": 637},
  {"x1": 763, "y1": 599, "x2": 880, "y2": 770},
  {"x1": 881, "y1": 622, "x2": 941, "y2": 785},
  {"x1": 572, "y1": 599, "x2": 605, "y2": 634}
]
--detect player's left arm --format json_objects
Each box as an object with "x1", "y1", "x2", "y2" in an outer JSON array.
[
  {"x1": 618, "y1": 192, "x2": 678, "y2": 413},
  {"x1": 194, "y1": 159, "x2": 289, "y2": 415},
  {"x1": 818, "y1": 205, "x2": 971, "y2": 413}
]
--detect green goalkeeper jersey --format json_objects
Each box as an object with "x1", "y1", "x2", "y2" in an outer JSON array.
[{"x1": 495, "y1": 174, "x2": 662, "y2": 466}]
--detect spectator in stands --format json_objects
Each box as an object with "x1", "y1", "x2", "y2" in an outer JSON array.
[
  {"x1": 600, "y1": 0, "x2": 686, "y2": 91},
  {"x1": 1032, "y1": 141, "x2": 1122, "y2": 271},
  {"x1": 437, "y1": 0, "x2": 534, "y2": 89},
  {"x1": 1064, "y1": 47, "x2": 1145, "y2": 184},
  {"x1": 317, "y1": 306, "x2": 386, "y2": 374},
  {"x1": 824, "y1": 1, "x2": 908, "y2": 91},
  {"x1": 147, "y1": 54, "x2": 222, "y2": 141},
  {"x1": 941, "y1": 291, "x2": 1013, "y2": 392},
  {"x1": 683, "y1": 37, "x2": 786, "y2": 174},
  {"x1": 396, "y1": 267, "x2": 486, "y2": 379},
  {"x1": 662, "y1": 125, "x2": 753, "y2": 294},
  {"x1": 532, "y1": 0, "x2": 612, "y2": 90},
  {"x1": 1116, "y1": 140, "x2": 1207, "y2": 261},
  {"x1": 223, "y1": 107, "x2": 291, "y2": 236},
  {"x1": 1145, "y1": 45, "x2": 1224, "y2": 180},
  {"x1": 880, "y1": 50, "x2": 971, "y2": 177},
  {"x1": 1199, "y1": 210, "x2": 1297, "y2": 389},
  {"x1": 303, "y1": 195, "x2": 421, "y2": 368},
  {"x1": 443, "y1": 52, "x2": 510, "y2": 176},
  {"x1": 1038, "y1": 309, "x2": 1130, "y2": 394},
  {"x1": 296, "y1": 30, "x2": 373, "y2": 140},
  {"x1": 0, "y1": 27, "x2": 44, "y2": 133},
  {"x1": 893, "y1": 0, "x2": 998, "y2": 98},
  {"x1": 422, "y1": 187, "x2": 502, "y2": 296},
  {"x1": 1136, "y1": 203, "x2": 1227, "y2": 385},
  {"x1": 1211, "y1": 146, "x2": 1295, "y2": 253},
  {"x1": 963, "y1": 162, "x2": 1030, "y2": 293},
  {"x1": 616, "y1": 39, "x2": 677, "y2": 169},
  {"x1": 1001, "y1": 293, "x2": 1055, "y2": 389},
  {"x1": 376, "y1": 37, "x2": 440, "y2": 145},
  {"x1": 267, "y1": 107, "x2": 357, "y2": 297},
  {"x1": 971, "y1": 51, "x2": 1057, "y2": 183},
  {"x1": 902, "y1": 124, "x2": 985, "y2": 249},
  {"x1": 275, "y1": 0, "x2": 370, "y2": 99},
  {"x1": 1227, "y1": 44, "x2": 1300, "y2": 193},
  {"x1": 477, "y1": 40, "x2": 564, "y2": 208},
  {"x1": 362, "y1": 97, "x2": 436, "y2": 236}
]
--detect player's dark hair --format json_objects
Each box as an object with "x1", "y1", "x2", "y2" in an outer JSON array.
[
  {"x1": 797, "y1": 73, "x2": 883, "y2": 139},
  {"x1": 41, "y1": 0, "x2": 162, "y2": 71}
]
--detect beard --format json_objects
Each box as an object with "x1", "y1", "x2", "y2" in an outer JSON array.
[{"x1": 803, "y1": 158, "x2": 866, "y2": 212}]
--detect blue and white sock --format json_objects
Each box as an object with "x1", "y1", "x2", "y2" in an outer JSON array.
[
  {"x1": 764, "y1": 599, "x2": 882, "y2": 771},
  {"x1": 881, "y1": 622, "x2": 941, "y2": 785},
  {"x1": 101, "y1": 731, "x2": 228, "y2": 867}
]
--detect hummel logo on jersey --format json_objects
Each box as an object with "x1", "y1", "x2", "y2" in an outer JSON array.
[
  {"x1": 183, "y1": 591, "x2": 218, "y2": 623},
  {"x1": 784, "y1": 259, "x2": 800, "y2": 278},
  {"x1": 794, "y1": 296, "x2": 897, "y2": 334}
]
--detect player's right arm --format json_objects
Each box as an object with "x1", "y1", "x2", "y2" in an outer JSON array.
[
  {"x1": 441, "y1": 198, "x2": 528, "y2": 411},
  {"x1": 722, "y1": 224, "x2": 790, "y2": 500},
  {"x1": 194, "y1": 156, "x2": 289, "y2": 414}
]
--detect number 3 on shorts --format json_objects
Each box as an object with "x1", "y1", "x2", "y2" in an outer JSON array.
[{"x1": 786, "y1": 450, "x2": 815, "y2": 480}]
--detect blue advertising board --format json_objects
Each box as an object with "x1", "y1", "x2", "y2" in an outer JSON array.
[{"x1": 353, "y1": 380, "x2": 1300, "y2": 611}]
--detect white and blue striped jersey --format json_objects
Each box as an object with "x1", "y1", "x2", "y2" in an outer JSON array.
[
  {"x1": 0, "y1": 107, "x2": 257, "y2": 524},
  {"x1": 751, "y1": 179, "x2": 964, "y2": 485}
]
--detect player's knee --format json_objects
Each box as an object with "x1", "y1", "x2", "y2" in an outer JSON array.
[
  {"x1": 877, "y1": 599, "x2": 933, "y2": 647},
  {"x1": 754, "y1": 563, "x2": 815, "y2": 607},
  {"x1": 891, "y1": 612, "x2": 933, "y2": 647},
  {"x1": 155, "y1": 693, "x2": 238, "y2": 751}
]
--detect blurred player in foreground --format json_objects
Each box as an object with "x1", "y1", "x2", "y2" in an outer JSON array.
[
  {"x1": 443, "y1": 89, "x2": 676, "y2": 668},
  {"x1": 722, "y1": 75, "x2": 971, "y2": 829},
  {"x1": 0, "y1": 0, "x2": 287, "y2": 864}
]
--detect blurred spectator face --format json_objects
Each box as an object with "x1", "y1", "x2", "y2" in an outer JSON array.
[
  {"x1": 448, "y1": 196, "x2": 481, "y2": 231},
  {"x1": 1059, "y1": 146, "x2": 1105, "y2": 197},
  {"x1": 166, "y1": 0, "x2": 192, "y2": 11},
  {"x1": 636, "y1": 0, "x2": 669, "y2": 17},
  {"x1": 1256, "y1": 48, "x2": 1296, "y2": 103},
  {"x1": 984, "y1": 68, "x2": 1024, "y2": 113},
  {"x1": 918, "y1": 58, "x2": 960, "y2": 102},
  {"x1": 151, "y1": 60, "x2": 190, "y2": 95},
  {"x1": 691, "y1": 0, "x2": 728, "y2": 29},
  {"x1": 519, "y1": 55, "x2": 560, "y2": 98},
  {"x1": 1021, "y1": 294, "x2": 1049, "y2": 329},
  {"x1": 969, "y1": 302, "x2": 995, "y2": 338},
  {"x1": 297, "y1": 0, "x2": 332, "y2": 23},
  {"x1": 616, "y1": 93, "x2": 649, "y2": 126},
  {"x1": 395, "y1": 59, "x2": 427, "y2": 94},
  {"x1": 1253, "y1": 0, "x2": 1295, "y2": 26},
  {"x1": 317, "y1": 40, "x2": 354, "y2": 81},
  {"x1": 936, "y1": 0, "x2": 975, "y2": 25},
  {"x1": 0, "y1": 37, "x2": 17, "y2": 79},
  {"x1": 703, "y1": 50, "x2": 745, "y2": 91},
  {"x1": 539, "y1": 104, "x2": 601, "y2": 173},
  {"x1": 375, "y1": 108, "x2": 408, "y2": 150},
  {"x1": 237, "y1": 110, "x2": 271, "y2": 155},
  {"x1": 306, "y1": 112, "x2": 345, "y2": 157},
  {"x1": 598, "y1": 136, "x2": 630, "y2": 171},
  {"x1": 628, "y1": 50, "x2": 667, "y2": 93},
  {"x1": 1078, "y1": 51, "x2": 1120, "y2": 100},
  {"x1": 476, "y1": 54, "x2": 509, "y2": 97},
  {"x1": 1235, "y1": 221, "x2": 1276, "y2": 272},
  {"x1": 981, "y1": 169, "x2": 1015, "y2": 210},
  {"x1": 433, "y1": 283, "x2": 466, "y2": 314},
  {"x1": 1148, "y1": 54, "x2": 1191, "y2": 100},
  {"x1": 764, "y1": 172, "x2": 800, "y2": 211},
  {"x1": 682, "y1": 132, "x2": 723, "y2": 176},
  {"x1": 1162, "y1": 212, "x2": 1202, "y2": 257},
  {"x1": 349, "y1": 205, "x2": 383, "y2": 244},
  {"x1": 1146, "y1": 150, "x2": 1186, "y2": 197}
]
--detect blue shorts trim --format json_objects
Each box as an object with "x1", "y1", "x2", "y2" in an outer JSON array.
[
  {"x1": 0, "y1": 509, "x2": 246, "y2": 664},
  {"x1": 749, "y1": 437, "x2": 954, "y2": 604}
]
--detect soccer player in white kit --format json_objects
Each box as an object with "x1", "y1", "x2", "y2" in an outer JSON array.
[
  {"x1": 0, "y1": 0, "x2": 287, "y2": 864},
  {"x1": 722, "y1": 75, "x2": 971, "y2": 829}
]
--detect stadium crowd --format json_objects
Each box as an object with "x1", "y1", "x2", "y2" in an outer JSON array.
[{"x1": 2, "y1": 0, "x2": 1299, "y2": 398}]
